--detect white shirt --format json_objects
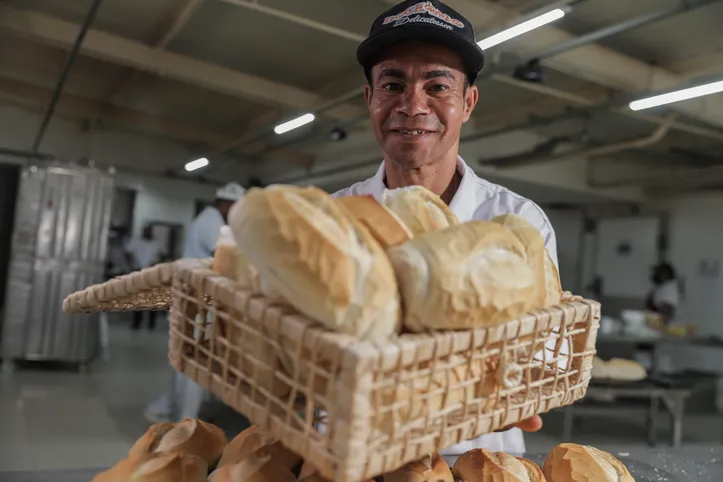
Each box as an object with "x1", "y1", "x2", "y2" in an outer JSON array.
[
  {"x1": 125, "y1": 237, "x2": 163, "y2": 269},
  {"x1": 183, "y1": 206, "x2": 225, "y2": 258},
  {"x1": 652, "y1": 280, "x2": 680, "y2": 310},
  {"x1": 332, "y1": 156, "x2": 559, "y2": 456}
]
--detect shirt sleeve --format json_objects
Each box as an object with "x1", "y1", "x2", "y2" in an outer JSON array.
[{"x1": 517, "y1": 200, "x2": 559, "y2": 269}]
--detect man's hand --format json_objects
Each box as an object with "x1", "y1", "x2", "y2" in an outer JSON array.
[{"x1": 495, "y1": 415, "x2": 543, "y2": 433}]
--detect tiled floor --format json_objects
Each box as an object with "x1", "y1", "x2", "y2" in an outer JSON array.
[{"x1": 1, "y1": 314, "x2": 721, "y2": 473}]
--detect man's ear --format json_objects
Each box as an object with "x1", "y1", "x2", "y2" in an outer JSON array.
[
  {"x1": 364, "y1": 83, "x2": 373, "y2": 109},
  {"x1": 462, "y1": 85, "x2": 479, "y2": 123}
]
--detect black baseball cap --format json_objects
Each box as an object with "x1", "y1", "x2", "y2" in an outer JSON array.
[{"x1": 357, "y1": 0, "x2": 485, "y2": 84}]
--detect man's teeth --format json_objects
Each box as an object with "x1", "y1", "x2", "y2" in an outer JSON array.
[{"x1": 400, "y1": 130, "x2": 426, "y2": 135}]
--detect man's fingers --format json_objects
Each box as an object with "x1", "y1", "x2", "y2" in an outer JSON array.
[
  {"x1": 516, "y1": 415, "x2": 543, "y2": 432},
  {"x1": 495, "y1": 415, "x2": 544, "y2": 433}
]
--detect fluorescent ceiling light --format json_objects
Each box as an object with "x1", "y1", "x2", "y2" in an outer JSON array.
[
  {"x1": 185, "y1": 157, "x2": 209, "y2": 172},
  {"x1": 477, "y1": 8, "x2": 566, "y2": 50},
  {"x1": 629, "y1": 79, "x2": 723, "y2": 111},
  {"x1": 274, "y1": 113, "x2": 316, "y2": 135}
]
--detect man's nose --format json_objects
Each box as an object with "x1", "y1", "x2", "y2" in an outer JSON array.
[{"x1": 395, "y1": 86, "x2": 431, "y2": 117}]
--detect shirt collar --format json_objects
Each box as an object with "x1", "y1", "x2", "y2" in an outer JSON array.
[{"x1": 370, "y1": 156, "x2": 479, "y2": 220}]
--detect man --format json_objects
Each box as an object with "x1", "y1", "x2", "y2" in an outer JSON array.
[
  {"x1": 124, "y1": 225, "x2": 165, "y2": 330},
  {"x1": 332, "y1": 0, "x2": 557, "y2": 455},
  {"x1": 144, "y1": 182, "x2": 246, "y2": 423},
  {"x1": 645, "y1": 262, "x2": 680, "y2": 325}
]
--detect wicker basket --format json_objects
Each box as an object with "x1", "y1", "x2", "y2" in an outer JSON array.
[
  {"x1": 169, "y1": 258, "x2": 600, "y2": 482},
  {"x1": 62, "y1": 262, "x2": 178, "y2": 313}
]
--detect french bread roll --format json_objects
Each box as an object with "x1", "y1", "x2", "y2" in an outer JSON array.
[
  {"x1": 591, "y1": 356, "x2": 608, "y2": 380},
  {"x1": 592, "y1": 358, "x2": 646, "y2": 382},
  {"x1": 336, "y1": 195, "x2": 413, "y2": 249},
  {"x1": 452, "y1": 449, "x2": 545, "y2": 482},
  {"x1": 128, "y1": 418, "x2": 227, "y2": 468},
  {"x1": 543, "y1": 443, "x2": 634, "y2": 482},
  {"x1": 217, "y1": 425, "x2": 301, "y2": 472},
  {"x1": 209, "y1": 455, "x2": 296, "y2": 482},
  {"x1": 228, "y1": 185, "x2": 400, "y2": 342},
  {"x1": 491, "y1": 214, "x2": 546, "y2": 308},
  {"x1": 92, "y1": 453, "x2": 208, "y2": 482},
  {"x1": 381, "y1": 185, "x2": 459, "y2": 236},
  {"x1": 387, "y1": 221, "x2": 536, "y2": 331},
  {"x1": 384, "y1": 452, "x2": 453, "y2": 482}
]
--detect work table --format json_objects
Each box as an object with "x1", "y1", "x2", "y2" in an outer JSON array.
[{"x1": 3, "y1": 447, "x2": 722, "y2": 482}]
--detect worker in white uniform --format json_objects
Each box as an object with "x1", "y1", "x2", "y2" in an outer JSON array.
[
  {"x1": 144, "y1": 182, "x2": 246, "y2": 423},
  {"x1": 332, "y1": 0, "x2": 558, "y2": 457}
]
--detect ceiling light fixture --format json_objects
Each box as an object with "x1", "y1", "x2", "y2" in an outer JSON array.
[
  {"x1": 274, "y1": 113, "x2": 316, "y2": 135},
  {"x1": 477, "y1": 8, "x2": 566, "y2": 50},
  {"x1": 629, "y1": 79, "x2": 723, "y2": 111},
  {"x1": 184, "y1": 157, "x2": 209, "y2": 172}
]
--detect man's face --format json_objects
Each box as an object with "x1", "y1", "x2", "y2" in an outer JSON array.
[{"x1": 365, "y1": 41, "x2": 478, "y2": 169}]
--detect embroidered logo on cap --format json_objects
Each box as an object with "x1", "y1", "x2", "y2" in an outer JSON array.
[{"x1": 383, "y1": 1, "x2": 465, "y2": 30}]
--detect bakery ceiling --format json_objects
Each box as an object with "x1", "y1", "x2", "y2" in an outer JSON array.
[{"x1": 0, "y1": 0, "x2": 722, "y2": 182}]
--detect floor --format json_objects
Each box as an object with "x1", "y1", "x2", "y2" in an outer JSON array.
[{"x1": 0, "y1": 314, "x2": 722, "y2": 473}]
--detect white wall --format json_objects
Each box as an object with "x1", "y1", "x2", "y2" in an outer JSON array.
[{"x1": 645, "y1": 193, "x2": 723, "y2": 373}]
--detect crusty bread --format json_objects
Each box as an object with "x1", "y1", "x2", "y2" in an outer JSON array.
[
  {"x1": 209, "y1": 455, "x2": 296, "y2": 482},
  {"x1": 544, "y1": 250, "x2": 563, "y2": 307},
  {"x1": 128, "y1": 418, "x2": 227, "y2": 467},
  {"x1": 93, "y1": 453, "x2": 208, "y2": 482},
  {"x1": 591, "y1": 357, "x2": 646, "y2": 382},
  {"x1": 228, "y1": 185, "x2": 400, "y2": 342},
  {"x1": 218, "y1": 425, "x2": 301, "y2": 472},
  {"x1": 384, "y1": 452, "x2": 453, "y2": 482},
  {"x1": 381, "y1": 186, "x2": 459, "y2": 236},
  {"x1": 452, "y1": 449, "x2": 545, "y2": 482},
  {"x1": 387, "y1": 221, "x2": 536, "y2": 331},
  {"x1": 336, "y1": 195, "x2": 413, "y2": 249},
  {"x1": 543, "y1": 443, "x2": 634, "y2": 482},
  {"x1": 492, "y1": 214, "x2": 546, "y2": 309}
]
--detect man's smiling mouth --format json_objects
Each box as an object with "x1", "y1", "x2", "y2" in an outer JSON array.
[{"x1": 392, "y1": 129, "x2": 434, "y2": 137}]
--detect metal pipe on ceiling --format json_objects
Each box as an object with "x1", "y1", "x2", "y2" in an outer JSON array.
[
  {"x1": 522, "y1": 0, "x2": 723, "y2": 63},
  {"x1": 484, "y1": 113, "x2": 676, "y2": 169},
  {"x1": 31, "y1": 0, "x2": 104, "y2": 153}
]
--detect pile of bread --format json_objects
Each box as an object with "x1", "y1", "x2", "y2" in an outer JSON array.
[
  {"x1": 211, "y1": 184, "x2": 563, "y2": 342},
  {"x1": 92, "y1": 419, "x2": 634, "y2": 482}
]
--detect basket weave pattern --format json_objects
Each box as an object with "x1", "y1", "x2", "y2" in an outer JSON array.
[
  {"x1": 62, "y1": 262, "x2": 176, "y2": 313},
  {"x1": 169, "y1": 259, "x2": 600, "y2": 482}
]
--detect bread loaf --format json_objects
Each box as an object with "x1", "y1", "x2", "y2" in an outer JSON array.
[
  {"x1": 543, "y1": 443, "x2": 634, "y2": 482},
  {"x1": 209, "y1": 455, "x2": 296, "y2": 482},
  {"x1": 452, "y1": 449, "x2": 545, "y2": 482},
  {"x1": 381, "y1": 186, "x2": 459, "y2": 236},
  {"x1": 387, "y1": 221, "x2": 536, "y2": 331},
  {"x1": 128, "y1": 418, "x2": 227, "y2": 467},
  {"x1": 336, "y1": 195, "x2": 412, "y2": 249},
  {"x1": 218, "y1": 425, "x2": 301, "y2": 472},
  {"x1": 228, "y1": 185, "x2": 400, "y2": 342},
  {"x1": 92, "y1": 453, "x2": 207, "y2": 482},
  {"x1": 491, "y1": 214, "x2": 546, "y2": 308},
  {"x1": 384, "y1": 452, "x2": 453, "y2": 482}
]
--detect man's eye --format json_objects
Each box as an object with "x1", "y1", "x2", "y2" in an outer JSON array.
[
  {"x1": 429, "y1": 84, "x2": 449, "y2": 92},
  {"x1": 382, "y1": 83, "x2": 403, "y2": 92}
]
